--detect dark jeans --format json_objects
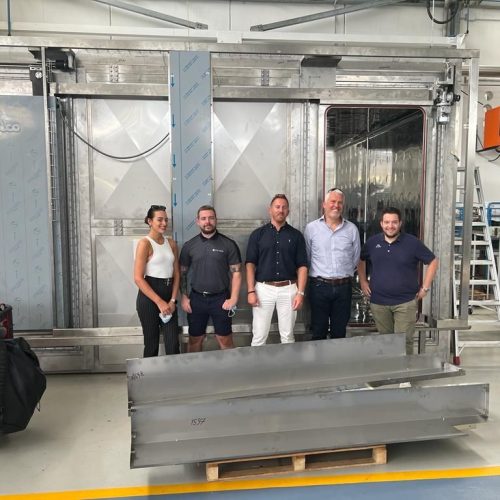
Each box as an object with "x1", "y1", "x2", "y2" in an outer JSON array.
[{"x1": 308, "y1": 280, "x2": 352, "y2": 340}]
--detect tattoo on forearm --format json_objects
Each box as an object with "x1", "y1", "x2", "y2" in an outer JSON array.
[
  {"x1": 180, "y1": 267, "x2": 189, "y2": 294},
  {"x1": 229, "y1": 263, "x2": 241, "y2": 273}
]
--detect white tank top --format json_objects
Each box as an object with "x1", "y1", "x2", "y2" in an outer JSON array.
[{"x1": 144, "y1": 236, "x2": 174, "y2": 279}]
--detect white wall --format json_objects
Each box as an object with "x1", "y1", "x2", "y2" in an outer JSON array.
[
  {"x1": 1, "y1": 1, "x2": 499, "y2": 200},
  {"x1": 0, "y1": 2, "x2": 498, "y2": 64},
  {"x1": 0, "y1": 1, "x2": 492, "y2": 50}
]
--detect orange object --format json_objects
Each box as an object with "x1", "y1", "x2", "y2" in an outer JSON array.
[{"x1": 484, "y1": 106, "x2": 500, "y2": 150}]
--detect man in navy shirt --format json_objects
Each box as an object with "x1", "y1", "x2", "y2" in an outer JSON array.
[
  {"x1": 246, "y1": 194, "x2": 308, "y2": 345},
  {"x1": 357, "y1": 207, "x2": 438, "y2": 354}
]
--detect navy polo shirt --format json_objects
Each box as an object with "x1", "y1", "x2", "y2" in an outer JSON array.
[
  {"x1": 360, "y1": 232, "x2": 435, "y2": 306},
  {"x1": 180, "y1": 231, "x2": 242, "y2": 294},
  {"x1": 245, "y1": 222, "x2": 308, "y2": 282}
]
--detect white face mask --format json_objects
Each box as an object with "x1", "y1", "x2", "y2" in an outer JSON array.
[{"x1": 159, "y1": 313, "x2": 172, "y2": 324}]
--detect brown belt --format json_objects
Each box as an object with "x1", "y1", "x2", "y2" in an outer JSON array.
[
  {"x1": 313, "y1": 276, "x2": 352, "y2": 286},
  {"x1": 261, "y1": 279, "x2": 297, "y2": 287}
]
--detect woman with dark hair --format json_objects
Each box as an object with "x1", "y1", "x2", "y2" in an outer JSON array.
[{"x1": 134, "y1": 205, "x2": 180, "y2": 357}]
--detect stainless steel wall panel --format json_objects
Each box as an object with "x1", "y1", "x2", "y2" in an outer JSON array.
[
  {"x1": 97, "y1": 344, "x2": 142, "y2": 366},
  {"x1": 90, "y1": 99, "x2": 170, "y2": 220},
  {"x1": 212, "y1": 100, "x2": 306, "y2": 325},
  {"x1": 213, "y1": 102, "x2": 290, "y2": 221},
  {"x1": 34, "y1": 346, "x2": 96, "y2": 373},
  {"x1": 0, "y1": 95, "x2": 54, "y2": 330},
  {"x1": 95, "y1": 235, "x2": 139, "y2": 327},
  {"x1": 71, "y1": 98, "x2": 170, "y2": 327},
  {"x1": 72, "y1": 98, "x2": 94, "y2": 327}
]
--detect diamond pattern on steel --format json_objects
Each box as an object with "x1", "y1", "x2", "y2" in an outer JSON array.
[
  {"x1": 213, "y1": 102, "x2": 289, "y2": 220},
  {"x1": 91, "y1": 99, "x2": 170, "y2": 220},
  {"x1": 96, "y1": 236, "x2": 139, "y2": 326}
]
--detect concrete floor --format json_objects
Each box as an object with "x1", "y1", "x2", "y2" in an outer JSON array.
[{"x1": 1, "y1": 340, "x2": 499, "y2": 499}]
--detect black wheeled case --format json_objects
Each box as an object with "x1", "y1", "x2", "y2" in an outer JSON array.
[
  {"x1": 0, "y1": 304, "x2": 13, "y2": 339},
  {"x1": 0, "y1": 337, "x2": 47, "y2": 434}
]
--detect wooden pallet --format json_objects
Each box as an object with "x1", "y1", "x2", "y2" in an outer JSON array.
[{"x1": 206, "y1": 444, "x2": 387, "y2": 481}]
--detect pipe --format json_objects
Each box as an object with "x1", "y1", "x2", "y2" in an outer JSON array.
[
  {"x1": 7, "y1": 0, "x2": 11, "y2": 36},
  {"x1": 90, "y1": 0, "x2": 208, "y2": 29},
  {"x1": 251, "y1": 0, "x2": 405, "y2": 31}
]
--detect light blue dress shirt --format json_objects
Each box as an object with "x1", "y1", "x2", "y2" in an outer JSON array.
[{"x1": 304, "y1": 216, "x2": 361, "y2": 278}]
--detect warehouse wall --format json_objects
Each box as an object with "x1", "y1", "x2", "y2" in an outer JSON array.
[
  {"x1": 0, "y1": 1, "x2": 496, "y2": 60},
  {"x1": 1, "y1": 0, "x2": 499, "y2": 202}
]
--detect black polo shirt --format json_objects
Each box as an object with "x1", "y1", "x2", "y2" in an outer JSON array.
[
  {"x1": 245, "y1": 222, "x2": 308, "y2": 282},
  {"x1": 180, "y1": 231, "x2": 242, "y2": 294}
]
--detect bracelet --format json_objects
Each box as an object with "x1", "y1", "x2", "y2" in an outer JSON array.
[
  {"x1": 421, "y1": 287, "x2": 430, "y2": 292},
  {"x1": 170, "y1": 298, "x2": 177, "y2": 304},
  {"x1": 247, "y1": 290, "x2": 256, "y2": 294},
  {"x1": 297, "y1": 291, "x2": 305, "y2": 296}
]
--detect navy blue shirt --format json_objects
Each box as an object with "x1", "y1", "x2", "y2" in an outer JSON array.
[
  {"x1": 180, "y1": 231, "x2": 241, "y2": 294},
  {"x1": 245, "y1": 222, "x2": 308, "y2": 282},
  {"x1": 360, "y1": 232, "x2": 435, "y2": 306}
]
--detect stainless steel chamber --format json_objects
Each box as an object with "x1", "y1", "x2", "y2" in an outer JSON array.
[{"x1": 0, "y1": 39, "x2": 479, "y2": 370}]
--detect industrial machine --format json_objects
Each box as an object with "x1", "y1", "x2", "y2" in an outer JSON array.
[{"x1": 0, "y1": 36, "x2": 480, "y2": 371}]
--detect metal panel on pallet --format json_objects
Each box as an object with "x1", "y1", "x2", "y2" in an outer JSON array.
[
  {"x1": 130, "y1": 383, "x2": 488, "y2": 468},
  {"x1": 127, "y1": 334, "x2": 463, "y2": 405}
]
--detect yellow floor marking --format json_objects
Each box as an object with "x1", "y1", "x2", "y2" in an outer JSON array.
[{"x1": 2, "y1": 466, "x2": 500, "y2": 499}]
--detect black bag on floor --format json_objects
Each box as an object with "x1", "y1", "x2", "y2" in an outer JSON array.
[{"x1": 0, "y1": 337, "x2": 47, "y2": 434}]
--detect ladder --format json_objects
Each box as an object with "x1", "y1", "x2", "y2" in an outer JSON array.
[{"x1": 454, "y1": 167, "x2": 500, "y2": 321}]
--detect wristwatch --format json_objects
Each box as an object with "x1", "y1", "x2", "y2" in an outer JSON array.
[
  {"x1": 297, "y1": 291, "x2": 305, "y2": 296},
  {"x1": 421, "y1": 287, "x2": 430, "y2": 292},
  {"x1": 170, "y1": 298, "x2": 177, "y2": 304}
]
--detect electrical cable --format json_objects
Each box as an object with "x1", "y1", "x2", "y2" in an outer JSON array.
[
  {"x1": 426, "y1": 0, "x2": 460, "y2": 25},
  {"x1": 476, "y1": 134, "x2": 484, "y2": 152},
  {"x1": 461, "y1": 90, "x2": 484, "y2": 107},
  {"x1": 58, "y1": 106, "x2": 170, "y2": 161},
  {"x1": 489, "y1": 149, "x2": 500, "y2": 163}
]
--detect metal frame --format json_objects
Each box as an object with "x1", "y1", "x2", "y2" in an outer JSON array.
[
  {"x1": 0, "y1": 37, "x2": 477, "y2": 55},
  {"x1": 0, "y1": 36, "x2": 480, "y2": 367}
]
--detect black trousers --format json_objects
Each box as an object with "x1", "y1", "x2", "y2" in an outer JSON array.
[{"x1": 136, "y1": 276, "x2": 179, "y2": 357}]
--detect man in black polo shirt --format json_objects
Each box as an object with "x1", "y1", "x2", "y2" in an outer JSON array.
[
  {"x1": 246, "y1": 194, "x2": 308, "y2": 345},
  {"x1": 180, "y1": 205, "x2": 242, "y2": 352},
  {"x1": 357, "y1": 207, "x2": 439, "y2": 354}
]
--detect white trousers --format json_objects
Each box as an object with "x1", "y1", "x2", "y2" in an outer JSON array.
[{"x1": 251, "y1": 282, "x2": 297, "y2": 346}]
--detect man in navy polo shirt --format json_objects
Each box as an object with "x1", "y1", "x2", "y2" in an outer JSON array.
[
  {"x1": 357, "y1": 207, "x2": 438, "y2": 354},
  {"x1": 180, "y1": 205, "x2": 242, "y2": 352}
]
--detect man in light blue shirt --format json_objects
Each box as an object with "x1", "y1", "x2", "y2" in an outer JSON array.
[{"x1": 304, "y1": 188, "x2": 361, "y2": 339}]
